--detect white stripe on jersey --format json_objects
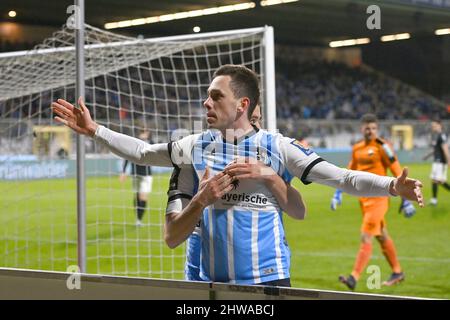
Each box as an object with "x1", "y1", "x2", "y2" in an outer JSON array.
[
  {"x1": 227, "y1": 208, "x2": 235, "y2": 283},
  {"x1": 208, "y1": 206, "x2": 214, "y2": 280},
  {"x1": 251, "y1": 211, "x2": 261, "y2": 283},
  {"x1": 273, "y1": 212, "x2": 285, "y2": 279}
]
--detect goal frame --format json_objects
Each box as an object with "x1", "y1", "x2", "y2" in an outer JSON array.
[{"x1": 0, "y1": 23, "x2": 277, "y2": 275}]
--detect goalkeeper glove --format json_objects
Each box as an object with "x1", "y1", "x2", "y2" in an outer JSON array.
[
  {"x1": 330, "y1": 189, "x2": 342, "y2": 211},
  {"x1": 399, "y1": 199, "x2": 416, "y2": 218}
]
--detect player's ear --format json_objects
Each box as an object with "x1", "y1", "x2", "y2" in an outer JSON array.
[{"x1": 237, "y1": 97, "x2": 250, "y2": 114}]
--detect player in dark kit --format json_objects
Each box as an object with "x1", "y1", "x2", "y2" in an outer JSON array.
[
  {"x1": 120, "y1": 128, "x2": 153, "y2": 226},
  {"x1": 423, "y1": 119, "x2": 450, "y2": 206}
]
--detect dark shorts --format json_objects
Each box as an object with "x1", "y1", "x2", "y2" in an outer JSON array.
[{"x1": 260, "y1": 278, "x2": 291, "y2": 287}]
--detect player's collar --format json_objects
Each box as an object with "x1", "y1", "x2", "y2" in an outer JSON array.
[
  {"x1": 251, "y1": 123, "x2": 260, "y2": 133},
  {"x1": 221, "y1": 126, "x2": 259, "y2": 145}
]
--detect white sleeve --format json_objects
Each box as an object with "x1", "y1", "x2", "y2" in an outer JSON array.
[
  {"x1": 280, "y1": 136, "x2": 324, "y2": 184},
  {"x1": 307, "y1": 161, "x2": 395, "y2": 197},
  {"x1": 166, "y1": 166, "x2": 196, "y2": 214},
  {"x1": 281, "y1": 136, "x2": 395, "y2": 197},
  {"x1": 168, "y1": 133, "x2": 200, "y2": 168},
  {"x1": 94, "y1": 125, "x2": 172, "y2": 167}
]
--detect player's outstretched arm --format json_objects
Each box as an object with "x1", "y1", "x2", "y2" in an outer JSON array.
[
  {"x1": 225, "y1": 158, "x2": 306, "y2": 220},
  {"x1": 52, "y1": 98, "x2": 173, "y2": 167},
  {"x1": 52, "y1": 97, "x2": 98, "y2": 136},
  {"x1": 165, "y1": 167, "x2": 234, "y2": 249},
  {"x1": 307, "y1": 162, "x2": 424, "y2": 207},
  {"x1": 282, "y1": 137, "x2": 424, "y2": 207}
]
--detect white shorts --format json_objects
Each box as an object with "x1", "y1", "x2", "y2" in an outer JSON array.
[
  {"x1": 132, "y1": 176, "x2": 153, "y2": 193},
  {"x1": 430, "y1": 162, "x2": 448, "y2": 183}
]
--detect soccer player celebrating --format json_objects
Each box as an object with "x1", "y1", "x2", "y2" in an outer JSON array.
[
  {"x1": 168, "y1": 104, "x2": 307, "y2": 282},
  {"x1": 52, "y1": 64, "x2": 423, "y2": 286},
  {"x1": 332, "y1": 114, "x2": 416, "y2": 290},
  {"x1": 423, "y1": 118, "x2": 449, "y2": 206}
]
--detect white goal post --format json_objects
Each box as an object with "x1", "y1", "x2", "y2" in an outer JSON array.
[{"x1": 0, "y1": 24, "x2": 276, "y2": 279}]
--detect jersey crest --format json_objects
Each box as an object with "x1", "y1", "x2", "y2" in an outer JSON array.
[{"x1": 291, "y1": 139, "x2": 314, "y2": 156}]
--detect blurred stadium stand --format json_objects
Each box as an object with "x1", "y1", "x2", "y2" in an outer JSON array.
[{"x1": 0, "y1": 0, "x2": 449, "y2": 164}]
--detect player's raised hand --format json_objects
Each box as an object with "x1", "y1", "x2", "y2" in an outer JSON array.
[
  {"x1": 194, "y1": 167, "x2": 234, "y2": 207},
  {"x1": 51, "y1": 97, "x2": 98, "y2": 137},
  {"x1": 391, "y1": 168, "x2": 424, "y2": 207}
]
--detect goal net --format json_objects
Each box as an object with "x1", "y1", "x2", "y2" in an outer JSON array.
[{"x1": 0, "y1": 24, "x2": 274, "y2": 278}]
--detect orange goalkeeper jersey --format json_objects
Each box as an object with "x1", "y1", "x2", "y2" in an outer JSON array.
[{"x1": 349, "y1": 137, "x2": 402, "y2": 177}]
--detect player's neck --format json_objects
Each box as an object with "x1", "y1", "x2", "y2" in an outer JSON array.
[
  {"x1": 220, "y1": 122, "x2": 254, "y2": 143},
  {"x1": 364, "y1": 137, "x2": 377, "y2": 143}
]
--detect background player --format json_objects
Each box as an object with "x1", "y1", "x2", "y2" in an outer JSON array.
[
  {"x1": 423, "y1": 118, "x2": 449, "y2": 206},
  {"x1": 331, "y1": 113, "x2": 416, "y2": 290},
  {"x1": 119, "y1": 128, "x2": 153, "y2": 226}
]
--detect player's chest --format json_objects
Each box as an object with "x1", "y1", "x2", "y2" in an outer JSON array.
[
  {"x1": 354, "y1": 146, "x2": 381, "y2": 166},
  {"x1": 192, "y1": 141, "x2": 274, "y2": 169}
]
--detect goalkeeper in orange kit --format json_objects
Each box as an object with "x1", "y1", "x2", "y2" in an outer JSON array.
[{"x1": 331, "y1": 114, "x2": 416, "y2": 290}]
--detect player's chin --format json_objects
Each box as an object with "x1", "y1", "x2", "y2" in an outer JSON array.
[{"x1": 206, "y1": 119, "x2": 219, "y2": 129}]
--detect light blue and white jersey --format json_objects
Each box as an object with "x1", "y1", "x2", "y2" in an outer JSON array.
[
  {"x1": 166, "y1": 127, "x2": 323, "y2": 284},
  {"x1": 185, "y1": 229, "x2": 202, "y2": 281}
]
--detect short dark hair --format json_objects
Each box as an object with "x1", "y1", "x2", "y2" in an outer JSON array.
[
  {"x1": 360, "y1": 113, "x2": 378, "y2": 124},
  {"x1": 213, "y1": 64, "x2": 260, "y2": 120},
  {"x1": 431, "y1": 117, "x2": 441, "y2": 124}
]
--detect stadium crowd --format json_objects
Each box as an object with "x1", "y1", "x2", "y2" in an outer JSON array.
[
  {"x1": 2, "y1": 58, "x2": 446, "y2": 122},
  {"x1": 1, "y1": 46, "x2": 448, "y2": 149},
  {"x1": 275, "y1": 59, "x2": 446, "y2": 121}
]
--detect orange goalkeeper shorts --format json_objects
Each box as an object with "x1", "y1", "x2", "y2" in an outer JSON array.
[{"x1": 359, "y1": 197, "x2": 389, "y2": 236}]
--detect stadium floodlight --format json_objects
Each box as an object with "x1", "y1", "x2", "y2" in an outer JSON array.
[
  {"x1": 435, "y1": 28, "x2": 450, "y2": 36},
  {"x1": 329, "y1": 37, "x2": 370, "y2": 48},
  {"x1": 380, "y1": 33, "x2": 411, "y2": 42},
  {"x1": 260, "y1": 0, "x2": 299, "y2": 6},
  {"x1": 104, "y1": 2, "x2": 256, "y2": 30},
  {"x1": 0, "y1": 24, "x2": 275, "y2": 279},
  {"x1": 193, "y1": 26, "x2": 201, "y2": 33}
]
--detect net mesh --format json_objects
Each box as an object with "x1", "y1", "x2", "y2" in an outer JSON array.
[{"x1": 0, "y1": 24, "x2": 267, "y2": 278}]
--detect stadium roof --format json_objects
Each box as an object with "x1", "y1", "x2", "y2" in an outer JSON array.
[{"x1": 1, "y1": 0, "x2": 450, "y2": 45}]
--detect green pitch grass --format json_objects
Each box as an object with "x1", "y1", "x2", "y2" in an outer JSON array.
[
  {"x1": 0, "y1": 174, "x2": 184, "y2": 279},
  {"x1": 0, "y1": 163, "x2": 449, "y2": 298}
]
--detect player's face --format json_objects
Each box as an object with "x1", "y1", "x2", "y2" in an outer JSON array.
[
  {"x1": 203, "y1": 75, "x2": 241, "y2": 131},
  {"x1": 361, "y1": 122, "x2": 378, "y2": 141},
  {"x1": 431, "y1": 121, "x2": 441, "y2": 133},
  {"x1": 139, "y1": 130, "x2": 150, "y2": 140},
  {"x1": 250, "y1": 105, "x2": 262, "y2": 129}
]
